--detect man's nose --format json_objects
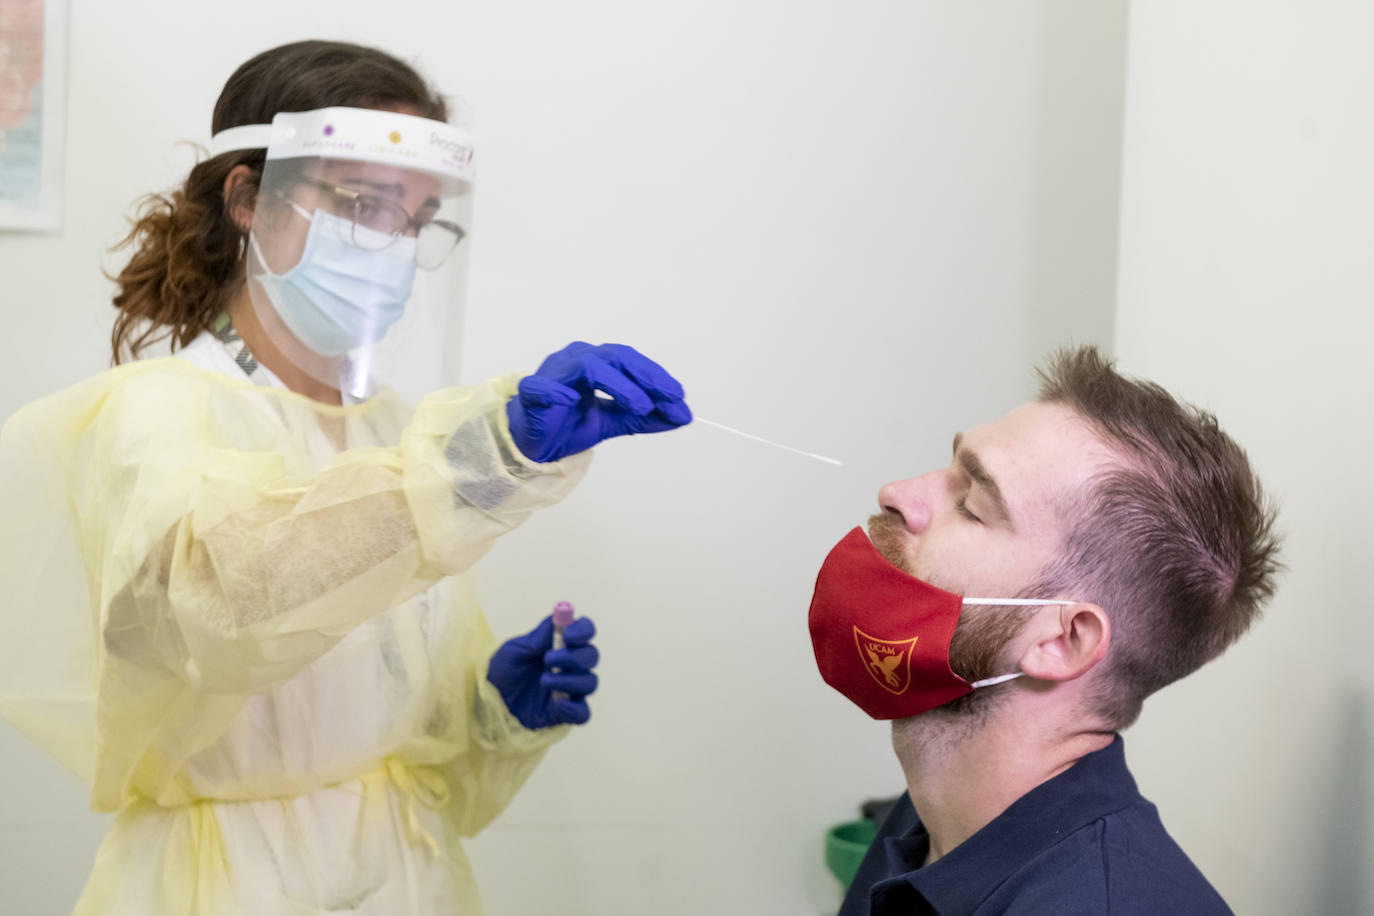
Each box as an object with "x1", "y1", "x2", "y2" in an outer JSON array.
[{"x1": 877, "y1": 473, "x2": 941, "y2": 534}]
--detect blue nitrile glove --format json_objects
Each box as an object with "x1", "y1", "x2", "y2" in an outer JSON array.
[
  {"x1": 487, "y1": 615, "x2": 600, "y2": 729},
  {"x1": 506, "y1": 341, "x2": 692, "y2": 463}
]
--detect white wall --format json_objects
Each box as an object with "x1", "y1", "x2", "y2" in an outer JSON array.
[
  {"x1": 0, "y1": 2, "x2": 1128, "y2": 913},
  {"x1": 1113, "y1": 3, "x2": 1374, "y2": 915}
]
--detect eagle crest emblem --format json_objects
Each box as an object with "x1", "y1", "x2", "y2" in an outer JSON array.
[{"x1": 853, "y1": 627, "x2": 919, "y2": 695}]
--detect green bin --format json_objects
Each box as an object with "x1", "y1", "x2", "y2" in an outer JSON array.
[{"x1": 824, "y1": 819, "x2": 879, "y2": 889}]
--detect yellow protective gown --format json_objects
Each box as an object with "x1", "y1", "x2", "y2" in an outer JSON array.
[{"x1": 0, "y1": 332, "x2": 591, "y2": 914}]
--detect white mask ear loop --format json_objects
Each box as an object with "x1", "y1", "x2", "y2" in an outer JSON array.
[
  {"x1": 247, "y1": 197, "x2": 316, "y2": 277},
  {"x1": 959, "y1": 598, "x2": 1077, "y2": 690},
  {"x1": 961, "y1": 598, "x2": 1077, "y2": 606},
  {"x1": 969, "y1": 672, "x2": 1024, "y2": 689}
]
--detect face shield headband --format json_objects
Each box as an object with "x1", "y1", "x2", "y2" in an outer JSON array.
[{"x1": 209, "y1": 106, "x2": 474, "y2": 191}]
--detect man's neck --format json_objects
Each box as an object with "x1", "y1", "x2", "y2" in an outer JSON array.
[{"x1": 892, "y1": 704, "x2": 1114, "y2": 866}]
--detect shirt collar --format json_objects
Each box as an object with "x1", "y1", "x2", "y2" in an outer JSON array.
[{"x1": 890, "y1": 735, "x2": 1139, "y2": 914}]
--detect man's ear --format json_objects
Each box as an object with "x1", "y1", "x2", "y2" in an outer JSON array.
[
  {"x1": 223, "y1": 165, "x2": 258, "y2": 234},
  {"x1": 1017, "y1": 602, "x2": 1110, "y2": 682}
]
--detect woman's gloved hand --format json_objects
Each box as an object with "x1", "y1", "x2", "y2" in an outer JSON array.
[
  {"x1": 487, "y1": 615, "x2": 600, "y2": 729},
  {"x1": 506, "y1": 341, "x2": 692, "y2": 463}
]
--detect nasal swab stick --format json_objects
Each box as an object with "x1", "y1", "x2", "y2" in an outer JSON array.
[{"x1": 695, "y1": 417, "x2": 843, "y2": 467}]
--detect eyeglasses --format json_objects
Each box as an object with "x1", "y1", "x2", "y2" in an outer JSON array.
[{"x1": 290, "y1": 178, "x2": 466, "y2": 269}]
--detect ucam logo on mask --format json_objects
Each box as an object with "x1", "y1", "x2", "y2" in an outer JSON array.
[{"x1": 854, "y1": 628, "x2": 918, "y2": 694}]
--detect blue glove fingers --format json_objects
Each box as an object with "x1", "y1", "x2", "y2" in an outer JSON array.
[
  {"x1": 592, "y1": 401, "x2": 693, "y2": 436},
  {"x1": 535, "y1": 342, "x2": 685, "y2": 404},
  {"x1": 536, "y1": 342, "x2": 654, "y2": 415},
  {"x1": 515, "y1": 374, "x2": 580, "y2": 408},
  {"x1": 534, "y1": 340, "x2": 595, "y2": 376},
  {"x1": 561, "y1": 617, "x2": 596, "y2": 645},
  {"x1": 551, "y1": 699, "x2": 591, "y2": 726},
  {"x1": 634, "y1": 405, "x2": 693, "y2": 432},
  {"x1": 581, "y1": 359, "x2": 655, "y2": 416},
  {"x1": 514, "y1": 342, "x2": 690, "y2": 462},
  {"x1": 489, "y1": 613, "x2": 601, "y2": 730},
  {"x1": 520, "y1": 616, "x2": 556, "y2": 649},
  {"x1": 508, "y1": 381, "x2": 582, "y2": 464},
  {"x1": 652, "y1": 396, "x2": 693, "y2": 428},
  {"x1": 541, "y1": 671, "x2": 599, "y2": 695},
  {"x1": 595, "y1": 346, "x2": 692, "y2": 428},
  {"x1": 544, "y1": 645, "x2": 599, "y2": 671},
  {"x1": 487, "y1": 617, "x2": 552, "y2": 677},
  {"x1": 598, "y1": 344, "x2": 686, "y2": 401}
]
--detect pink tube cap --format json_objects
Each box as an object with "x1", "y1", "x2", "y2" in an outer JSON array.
[{"x1": 552, "y1": 601, "x2": 575, "y2": 628}]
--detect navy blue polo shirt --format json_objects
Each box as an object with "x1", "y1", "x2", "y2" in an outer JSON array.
[{"x1": 837, "y1": 736, "x2": 1232, "y2": 915}]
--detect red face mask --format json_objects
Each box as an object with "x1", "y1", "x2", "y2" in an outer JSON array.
[{"x1": 808, "y1": 526, "x2": 1072, "y2": 720}]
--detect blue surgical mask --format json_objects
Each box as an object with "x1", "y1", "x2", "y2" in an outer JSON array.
[{"x1": 252, "y1": 204, "x2": 417, "y2": 356}]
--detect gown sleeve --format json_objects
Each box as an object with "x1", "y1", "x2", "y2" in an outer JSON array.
[{"x1": 0, "y1": 359, "x2": 589, "y2": 807}]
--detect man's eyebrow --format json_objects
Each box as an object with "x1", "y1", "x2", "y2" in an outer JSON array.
[{"x1": 952, "y1": 432, "x2": 1014, "y2": 526}]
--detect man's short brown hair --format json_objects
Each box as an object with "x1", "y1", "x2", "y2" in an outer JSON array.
[{"x1": 1032, "y1": 346, "x2": 1281, "y2": 728}]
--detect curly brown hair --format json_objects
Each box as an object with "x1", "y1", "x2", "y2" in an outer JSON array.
[{"x1": 109, "y1": 40, "x2": 449, "y2": 363}]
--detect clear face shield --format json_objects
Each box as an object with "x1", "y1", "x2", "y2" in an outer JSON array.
[{"x1": 219, "y1": 107, "x2": 474, "y2": 403}]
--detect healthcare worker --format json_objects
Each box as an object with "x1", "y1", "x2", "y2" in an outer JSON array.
[{"x1": 0, "y1": 41, "x2": 690, "y2": 914}]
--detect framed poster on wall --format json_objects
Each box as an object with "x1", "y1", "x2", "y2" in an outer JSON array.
[{"x1": 0, "y1": 0, "x2": 68, "y2": 231}]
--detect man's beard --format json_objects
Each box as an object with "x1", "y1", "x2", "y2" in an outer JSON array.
[{"x1": 866, "y1": 513, "x2": 1033, "y2": 700}]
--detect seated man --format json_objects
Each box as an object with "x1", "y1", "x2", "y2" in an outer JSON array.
[{"x1": 810, "y1": 346, "x2": 1279, "y2": 916}]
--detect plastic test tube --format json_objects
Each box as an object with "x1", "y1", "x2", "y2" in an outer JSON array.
[{"x1": 551, "y1": 601, "x2": 575, "y2": 702}]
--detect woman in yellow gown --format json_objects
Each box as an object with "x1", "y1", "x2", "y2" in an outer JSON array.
[{"x1": 0, "y1": 40, "x2": 690, "y2": 914}]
